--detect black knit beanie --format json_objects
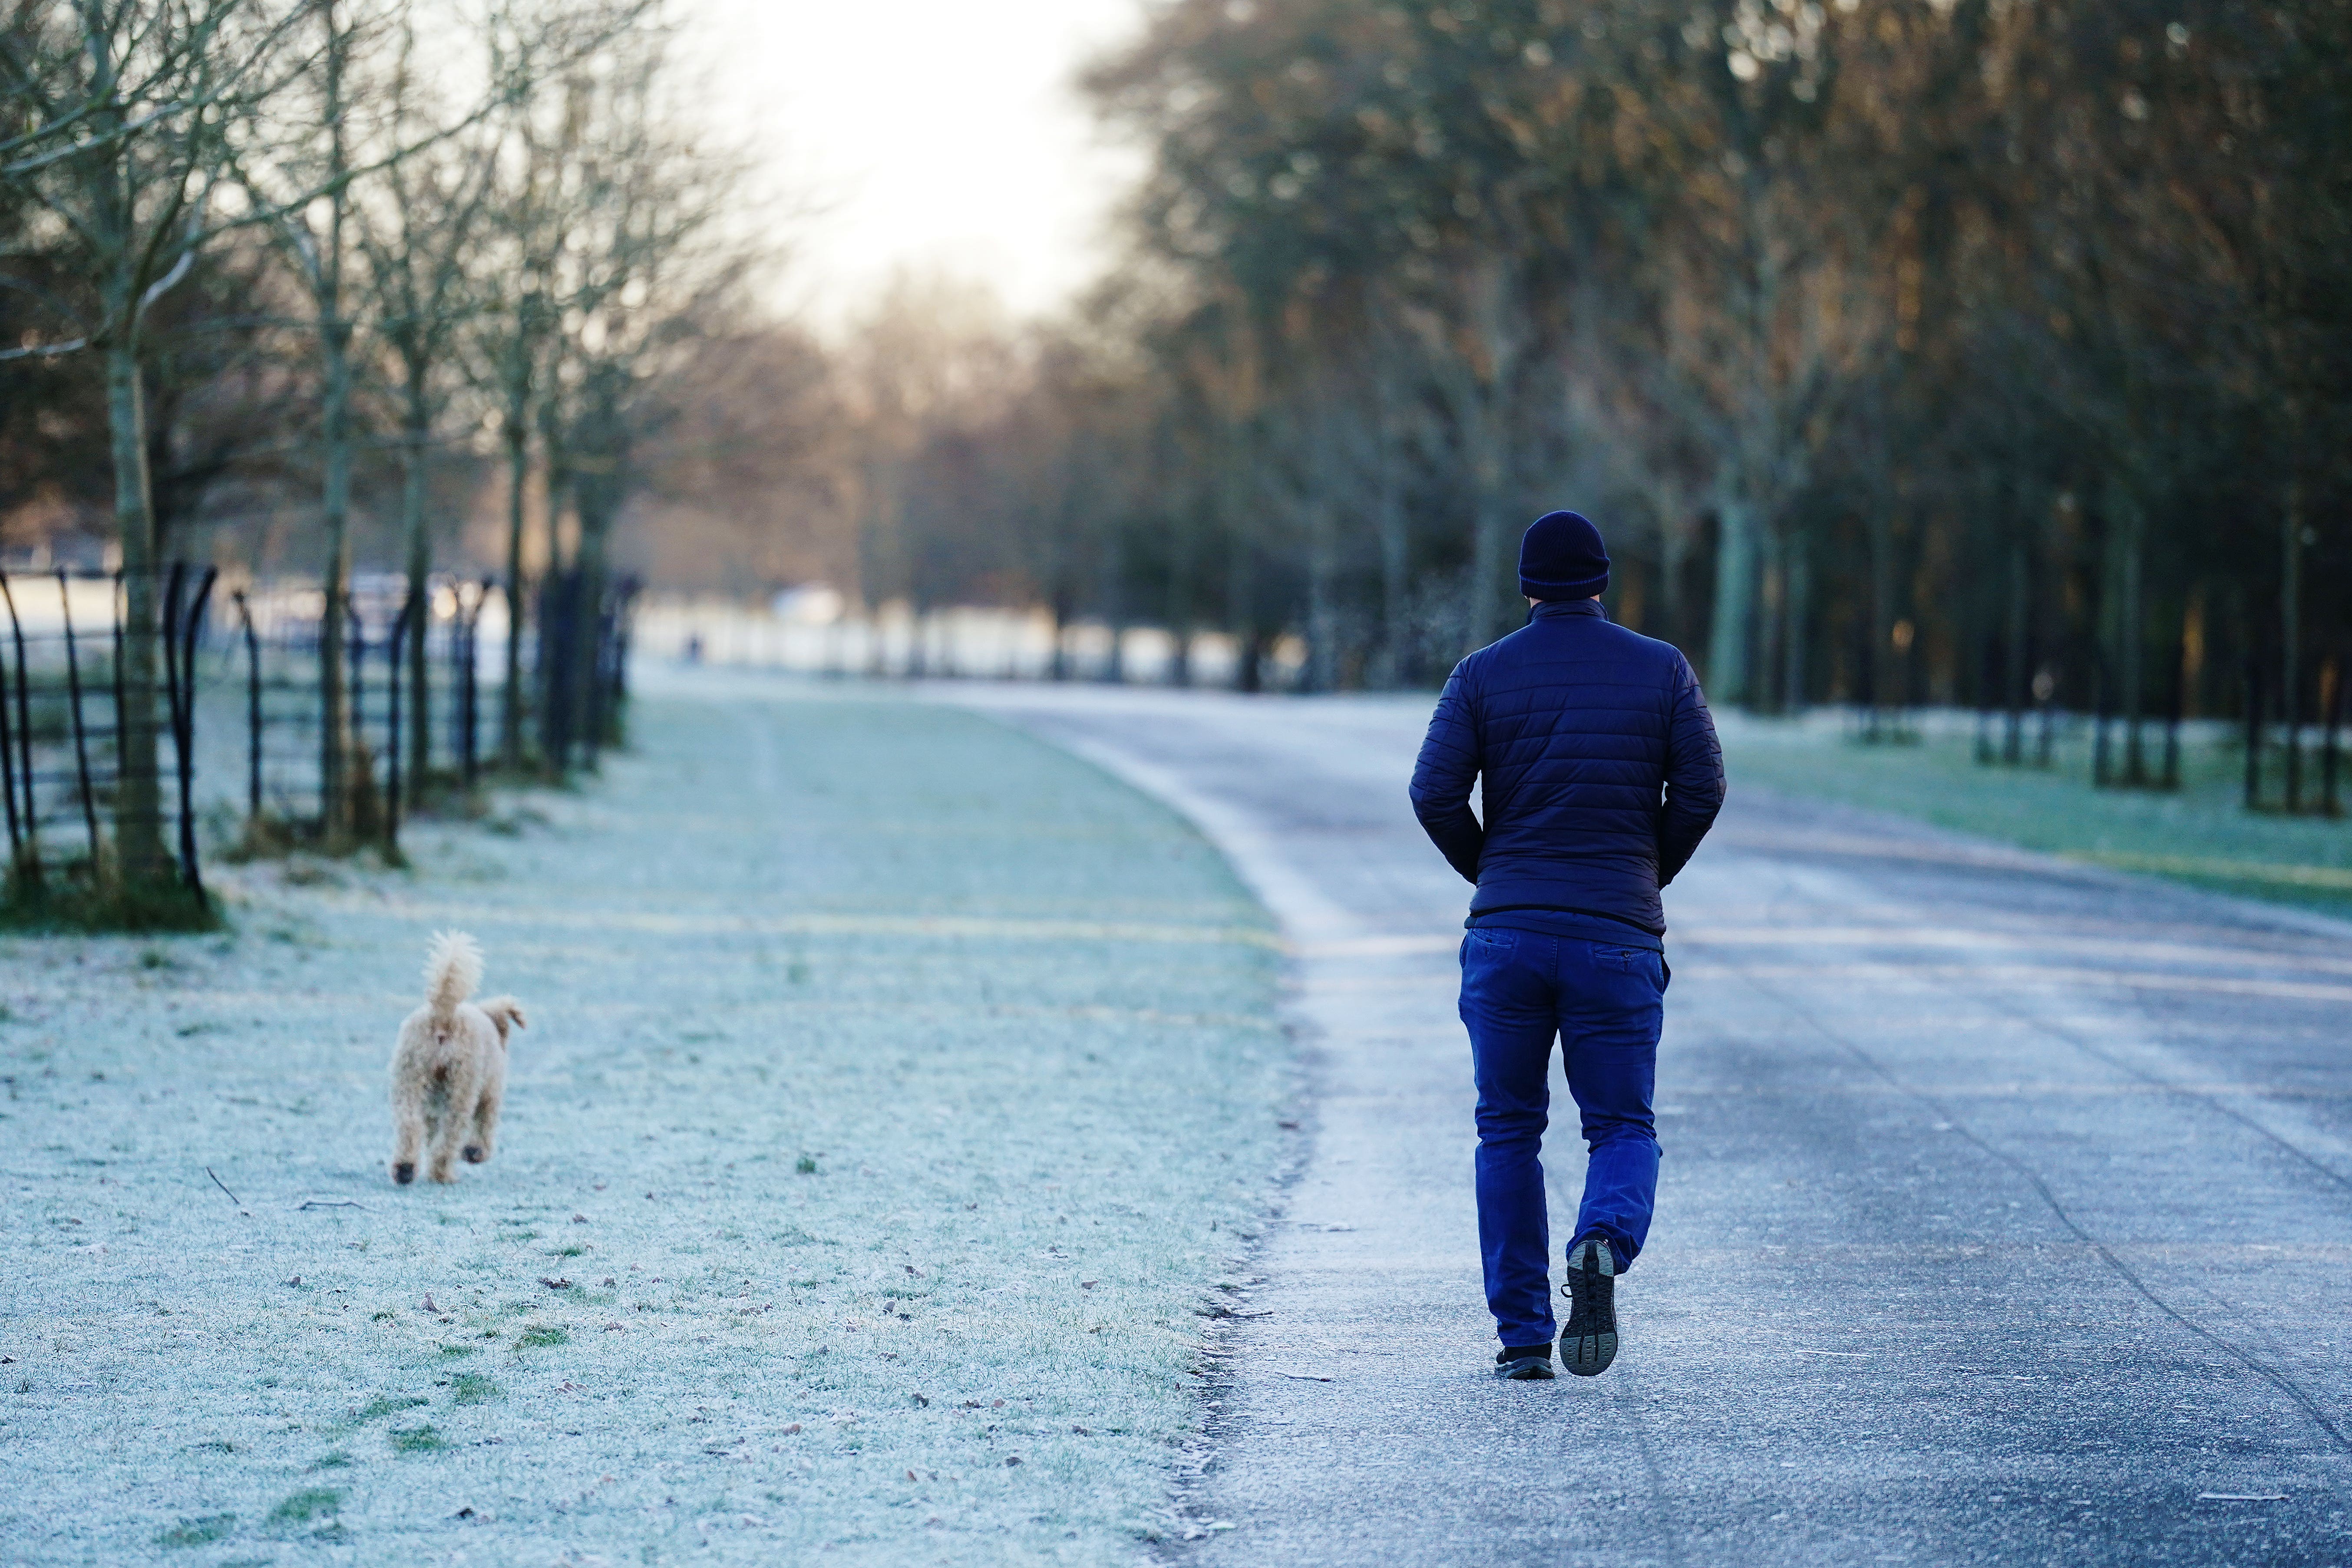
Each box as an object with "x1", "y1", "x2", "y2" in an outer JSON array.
[{"x1": 1518, "y1": 510, "x2": 1609, "y2": 600}]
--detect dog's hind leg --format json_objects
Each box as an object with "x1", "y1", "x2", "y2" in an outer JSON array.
[
  {"x1": 426, "y1": 1064, "x2": 480, "y2": 1184},
  {"x1": 464, "y1": 1073, "x2": 503, "y2": 1165},
  {"x1": 391, "y1": 1080, "x2": 426, "y2": 1186}
]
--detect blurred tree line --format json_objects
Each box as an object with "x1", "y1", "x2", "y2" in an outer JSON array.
[
  {"x1": 1, "y1": 0, "x2": 797, "y2": 897},
  {"x1": 852, "y1": 0, "x2": 2349, "y2": 786},
  {"x1": 8, "y1": 0, "x2": 2347, "y2": 903}
]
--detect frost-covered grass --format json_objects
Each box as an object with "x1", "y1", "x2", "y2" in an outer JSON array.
[
  {"x1": 1719, "y1": 710, "x2": 2352, "y2": 918},
  {"x1": 0, "y1": 680, "x2": 1290, "y2": 1566}
]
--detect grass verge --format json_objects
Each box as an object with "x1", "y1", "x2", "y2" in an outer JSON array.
[
  {"x1": 0, "y1": 682, "x2": 1287, "y2": 1566},
  {"x1": 1721, "y1": 711, "x2": 2352, "y2": 921}
]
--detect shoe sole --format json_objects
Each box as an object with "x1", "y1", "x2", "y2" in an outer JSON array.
[
  {"x1": 1561, "y1": 1237, "x2": 1618, "y2": 1377},
  {"x1": 1496, "y1": 1355, "x2": 1555, "y2": 1380}
]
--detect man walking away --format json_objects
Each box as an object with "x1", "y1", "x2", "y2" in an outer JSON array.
[{"x1": 1409, "y1": 510, "x2": 1725, "y2": 1380}]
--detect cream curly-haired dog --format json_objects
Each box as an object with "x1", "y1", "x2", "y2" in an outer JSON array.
[{"x1": 390, "y1": 931, "x2": 526, "y2": 1185}]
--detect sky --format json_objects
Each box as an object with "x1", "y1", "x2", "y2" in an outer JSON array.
[{"x1": 686, "y1": 0, "x2": 1151, "y2": 332}]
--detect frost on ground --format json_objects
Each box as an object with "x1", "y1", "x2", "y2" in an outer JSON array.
[{"x1": 0, "y1": 680, "x2": 1291, "y2": 1566}]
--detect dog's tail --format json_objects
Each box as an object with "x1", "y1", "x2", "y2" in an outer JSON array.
[
  {"x1": 423, "y1": 930, "x2": 483, "y2": 1022},
  {"x1": 477, "y1": 997, "x2": 526, "y2": 1045}
]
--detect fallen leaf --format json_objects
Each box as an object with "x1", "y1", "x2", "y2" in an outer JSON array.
[{"x1": 539, "y1": 1277, "x2": 572, "y2": 1290}]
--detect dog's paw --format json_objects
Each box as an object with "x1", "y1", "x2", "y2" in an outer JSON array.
[
  {"x1": 393, "y1": 1162, "x2": 416, "y2": 1185},
  {"x1": 462, "y1": 1145, "x2": 487, "y2": 1164},
  {"x1": 429, "y1": 1166, "x2": 458, "y2": 1185}
]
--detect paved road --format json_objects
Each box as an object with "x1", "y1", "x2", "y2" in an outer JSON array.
[{"x1": 945, "y1": 683, "x2": 2352, "y2": 1568}]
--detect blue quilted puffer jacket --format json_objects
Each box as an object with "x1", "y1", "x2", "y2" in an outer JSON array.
[{"x1": 1408, "y1": 598, "x2": 1725, "y2": 936}]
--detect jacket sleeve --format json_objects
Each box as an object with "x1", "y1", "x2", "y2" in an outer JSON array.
[
  {"x1": 1408, "y1": 660, "x2": 1485, "y2": 885},
  {"x1": 1658, "y1": 653, "x2": 1725, "y2": 887}
]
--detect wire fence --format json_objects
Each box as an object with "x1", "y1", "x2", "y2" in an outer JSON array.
[
  {"x1": 224, "y1": 573, "x2": 500, "y2": 831},
  {"x1": 0, "y1": 563, "x2": 636, "y2": 918},
  {"x1": 0, "y1": 566, "x2": 211, "y2": 904}
]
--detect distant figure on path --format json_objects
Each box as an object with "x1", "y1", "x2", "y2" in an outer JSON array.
[{"x1": 1409, "y1": 510, "x2": 1725, "y2": 1379}]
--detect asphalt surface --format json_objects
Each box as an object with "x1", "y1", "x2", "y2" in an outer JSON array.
[{"x1": 944, "y1": 683, "x2": 2352, "y2": 1568}]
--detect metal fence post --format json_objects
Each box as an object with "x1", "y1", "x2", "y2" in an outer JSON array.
[
  {"x1": 386, "y1": 594, "x2": 413, "y2": 847},
  {"x1": 110, "y1": 571, "x2": 126, "y2": 781},
  {"x1": 456, "y1": 580, "x2": 483, "y2": 789},
  {"x1": 0, "y1": 581, "x2": 19, "y2": 863},
  {"x1": 56, "y1": 572, "x2": 100, "y2": 864},
  {"x1": 0, "y1": 575, "x2": 40, "y2": 881},
  {"x1": 234, "y1": 592, "x2": 261, "y2": 821},
  {"x1": 172, "y1": 569, "x2": 214, "y2": 904}
]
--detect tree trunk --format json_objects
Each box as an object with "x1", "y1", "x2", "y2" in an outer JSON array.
[
  {"x1": 1372, "y1": 370, "x2": 1408, "y2": 688},
  {"x1": 1303, "y1": 494, "x2": 1337, "y2": 693},
  {"x1": 1781, "y1": 530, "x2": 1810, "y2": 713},
  {"x1": 575, "y1": 495, "x2": 614, "y2": 765},
  {"x1": 1654, "y1": 493, "x2": 1689, "y2": 654},
  {"x1": 318, "y1": 317, "x2": 354, "y2": 837},
  {"x1": 316, "y1": 0, "x2": 354, "y2": 839},
  {"x1": 2282, "y1": 480, "x2": 2303, "y2": 811},
  {"x1": 1162, "y1": 503, "x2": 1192, "y2": 687},
  {"x1": 401, "y1": 396, "x2": 433, "y2": 790},
  {"x1": 1461, "y1": 387, "x2": 1510, "y2": 654},
  {"x1": 2003, "y1": 536, "x2": 2028, "y2": 764},
  {"x1": 1221, "y1": 446, "x2": 1253, "y2": 690},
  {"x1": 1708, "y1": 496, "x2": 1758, "y2": 706},
  {"x1": 1863, "y1": 504, "x2": 1894, "y2": 737},
  {"x1": 499, "y1": 399, "x2": 529, "y2": 770},
  {"x1": 2119, "y1": 504, "x2": 2145, "y2": 785},
  {"x1": 103, "y1": 342, "x2": 168, "y2": 885}
]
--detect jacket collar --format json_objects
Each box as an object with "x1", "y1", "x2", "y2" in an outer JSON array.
[{"x1": 1531, "y1": 597, "x2": 1608, "y2": 623}]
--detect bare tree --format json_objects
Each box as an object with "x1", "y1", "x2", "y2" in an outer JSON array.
[
  {"x1": 0, "y1": 0, "x2": 317, "y2": 893},
  {"x1": 353, "y1": 13, "x2": 500, "y2": 787},
  {"x1": 461, "y1": 0, "x2": 649, "y2": 769},
  {"x1": 225, "y1": 0, "x2": 390, "y2": 835}
]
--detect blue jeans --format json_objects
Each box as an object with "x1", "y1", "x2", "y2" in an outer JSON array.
[{"x1": 1458, "y1": 925, "x2": 1665, "y2": 1348}]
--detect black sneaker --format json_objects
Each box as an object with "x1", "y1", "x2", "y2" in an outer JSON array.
[
  {"x1": 1494, "y1": 1345, "x2": 1555, "y2": 1380},
  {"x1": 1559, "y1": 1236, "x2": 1618, "y2": 1377}
]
